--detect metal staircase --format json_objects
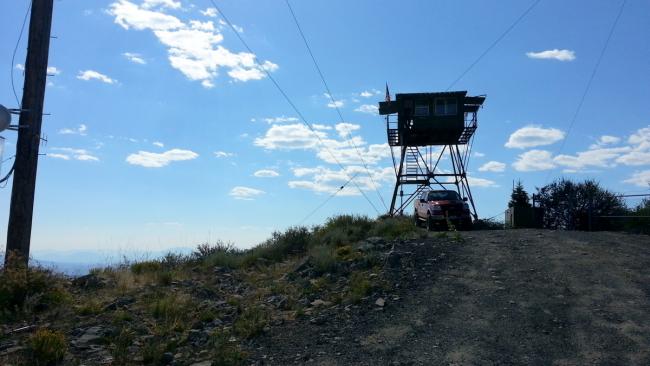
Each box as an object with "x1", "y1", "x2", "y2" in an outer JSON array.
[
  {"x1": 387, "y1": 115, "x2": 400, "y2": 146},
  {"x1": 400, "y1": 146, "x2": 428, "y2": 184},
  {"x1": 458, "y1": 112, "x2": 478, "y2": 144}
]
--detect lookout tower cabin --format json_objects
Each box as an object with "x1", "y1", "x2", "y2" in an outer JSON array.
[
  {"x1": 377, "y1": 90, "x2": 486, "y2": 218},
  {"x1": 379, "y1": 91, "x2": 486, "y2": 146}
]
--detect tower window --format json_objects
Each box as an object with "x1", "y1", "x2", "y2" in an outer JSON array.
[
  {"x1": 414, "y1": 102, "x2": 429, "y2": 116},
  {"x1": 435, "y1": 98, "x2": 457, "y2": 116}
]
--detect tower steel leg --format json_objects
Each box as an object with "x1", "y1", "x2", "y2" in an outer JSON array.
[{"x1": 389, "y1": 146, "x2": 407, "y2": 216}]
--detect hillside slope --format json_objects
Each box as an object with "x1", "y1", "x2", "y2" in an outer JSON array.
[
  {"x1": 248, "y1": 229, "x2": 650, "y2": 365},
  {"x1": 1, "y1": 224, "x2": 649, "y2": 365}
]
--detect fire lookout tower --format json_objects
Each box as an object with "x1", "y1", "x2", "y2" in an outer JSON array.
[{"x1": 379, "y1": 90, "x2": 486, "y2": 218}]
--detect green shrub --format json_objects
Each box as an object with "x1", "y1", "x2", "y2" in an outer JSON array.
[
  {"x1": 245, "y1": 226, "x2": 312, "y2": 265},
  {"x1": 347, "y1": 272, "x2": 371, "y2": 303},
  {"x1": 335, "y1": 245, "x2": 353, "y2": 258},
  {"x1": 0, "y1": 253, "x2": 70, "y2": 321},
  {"x1": 309, "y1": 245, "x2": 338, "y2": 275},
  {"x1": 29, "y1": 328, "x2": 67, "y2": 365},
  {"x1": 112, "y1": 310, "x2": 133, "y2": 323},
  {"x1": 210, "y1": 330, "x2": 247, "y2": 365},
  {"x1": 369, "y1": 216, "x2": 416, "y2": 239},
  {"x1": 313, "y1": 215, "x2": 373, "y2": 246},
  {"x1": 161, "y1": 252, "x2": 187, "y2": 268},
  {"x1": 199, "y1": 241, "x2": 244, "y2": 269},
  {"x1": 111, "y1": 327, "x2": 134, "y2": 365},
  {"x1": 233, "y1": 306, "x2": 269, "y2": 339},
  {"x1": 141, "y1": 338, "x2": 165, "y2": 365},
  {"x1": 76, "y1": 300, "x2": 103, "y2": 316},
  {"x1": 156, "y1": 270, "x2": 174, "y2": 286},
  {"x1": 150, "y1": 293, "x2": 192, "y2": 331},
  {"x1": 130, "y1": 260, "x2": 162, "y2": 275}
]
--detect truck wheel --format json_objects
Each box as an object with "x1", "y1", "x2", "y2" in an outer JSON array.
[
  {"x1": 414, "y1": 212, "x2": 420, "y2": 227},
  {"x1": 427, "y1": 214, "x2": 435, "y2": 231}
]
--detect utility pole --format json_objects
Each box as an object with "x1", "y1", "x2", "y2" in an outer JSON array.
[{"x1": 5, "y1": 0, "x2": 54, "y2": 268}]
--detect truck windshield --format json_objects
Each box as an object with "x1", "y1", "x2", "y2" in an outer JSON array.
[{"x1": 427, "y1": 191, "x2": 460, "y2": 201}]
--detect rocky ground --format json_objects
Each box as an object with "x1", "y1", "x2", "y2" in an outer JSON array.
[
  {"x1": 247, "y1": 229, "x2": 650, "y2": 366},
  {"x1": 1, "y1": 228, "x2": 649, "y2": 365}
]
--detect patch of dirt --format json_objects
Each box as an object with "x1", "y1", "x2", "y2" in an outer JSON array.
[{"x1": 248, "y1": 229, "x2": 650, "y2": 366}]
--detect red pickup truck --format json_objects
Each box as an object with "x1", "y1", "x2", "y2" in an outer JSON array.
[{"x1": 414, "y1": 189, "x2": 472, "y2": 230}]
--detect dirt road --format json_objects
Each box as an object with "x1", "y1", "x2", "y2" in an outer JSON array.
[{"x1": 249, "y1": 229, "x2": 650, "y2": 365}]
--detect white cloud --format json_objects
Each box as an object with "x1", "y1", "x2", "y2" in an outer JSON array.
[
  {"x1": 77, "y1": 154, "x2": 100, "y2": 161},
  {"x1": 554, "y1": 146, "x2": 630, "y2": 170},
  {"x1": 47, "y1": 66, "x2": 61, "y2": 75},
  {"x1": 201, "y1": 7, "x2": 217, "y2": 17},
  {"x1": 628, "y1": 126, "x2": 650, "y2": 151},
  {"x1": 467, "y1": 176, "x2": 499, "y2": 188},
  {"x1": 254, "y1": 169, "x2": 280, "y2": 178},
  {"x1": 58, "y1": 124, "x2": 87, "y2": 136},
  {"x1": 255, "y1": 122, "x2": 390, "y2": 165},
  {"x1": 189, "y1": 20, "x2": 214, "y2": 31},
  {"x1": 506, "y1": 125, "x2": 650, "y2": 173},
  {"x1": 108, "y1": 0, "x2": 276, "y2": 87},
  {"x1": 589, "y1": 135, "x2": 621, "y2": 149},
  {"x1": 505, "y1": 125, "x2": 565, "y2": 149},
  {"x1": 110, "y1": 0, "x2": 184, "y2": 30},
  {"x1": 142, "y1": 0, "x2": 181, "y2": 9},
  {"x1": 77, "y1": 70, "x2": 116, "y2": 84},
  {"x1": 598, "y1": 135, "x2": 620, "y2": 145},
  {"x1": 316, "y1": 142, "x2": 390, "y2": 165},
  {"x1": 359, "y1": 89, "x2": 380, "y2": 98},
  {"x1": 289, "y1": 165, "x2": 394, "y2": 196},
  {"x1": 327, "y1": 100, "x2": 344, "y2": 108},
  {"x1": 262, "y1": 116, "x2": 299, "y2": 124},
  {"x1": 473, "y1": 152, "x2": 485, "y2": 158},
  {"x1": 254, "y1": 123, "x2": 326, "y2": 150},
  {"x1": 123, "y1": 52, "x2": 147, "y2": 64},
  {"x1": 526, "y1": 49, "x2": 576, "y2": 61},
  {"x1": 623, "y1": 170, "x2": 650, "y2": 187},
  {"x1": 214, "y1": 151, "x2": 234, "y2": 158},
  {"x1": 354, "y1": 104, "x2": 378, "y2": 115},
  {"x1": 616, "y1": 151, "x2": 650, "y2": 166},
  {"x1": 229, "y1": 186, "x2": 265, "y2": 200},
  {"x1": 15, "y1": 64, "x2": 24, "y2": 71},
  {"x1": 312, "y1": 124, "x2": 332, "y2": 130},
  {"x1": 512, "y1": 150, "x2": 555, "y2": 171},
  {"x1": 153, "y1": 141, "x2": 164, "y2": 147},
  {"x1": 48, "y1": 147, "x2": 99, "y2": 162},
  {"x1": 126, "y1": 148, "x2": 198, "y2": 167},
  {"x1": 47, "y1": 153, "x2": 70, "y2": 160},
  {"x1": 335, "y1": 123, "x2": 360, "y2": 138},
  {"x1": 478, "y1": 161, "x2": 506, "y2": 172}
]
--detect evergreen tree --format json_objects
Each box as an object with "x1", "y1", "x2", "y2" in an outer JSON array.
[{"x1": 509, "y1": 180, "x2": 531, "y2": 208}]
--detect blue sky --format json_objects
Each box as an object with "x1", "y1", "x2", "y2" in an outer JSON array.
[{"x1": 1, "y1": 0, "x2": 649, "y2": 257}]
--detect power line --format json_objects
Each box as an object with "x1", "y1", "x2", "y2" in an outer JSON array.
[
  {"x1": 284, "y1": 0, "x2": 388, "y2": 212},
  {"x1": 482, "y1": 209, "x2": 506, "y2": 222},
  {"x1": 11, "y1": 0, "x2": 33, "y2": 107},
  {"x1": 299, "y1": 172, "x2": 360, "y2": 225},
  {"x1": 446, "y1": 0, "x2": 542, "y2": 91},
  {"x1": 206, "y1": 0, "x2": 380, "y2": 215},
  {"x1": 545, "y1": 0, "x2": 627, "y2": 184}
]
